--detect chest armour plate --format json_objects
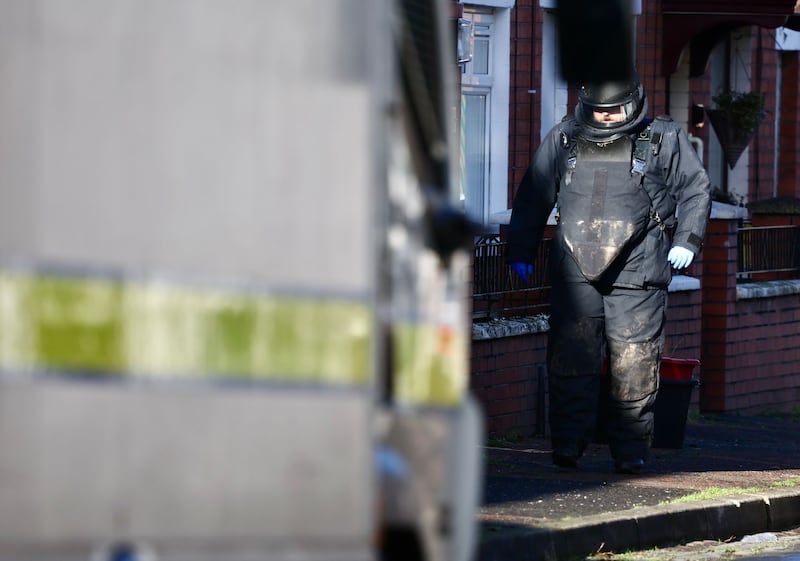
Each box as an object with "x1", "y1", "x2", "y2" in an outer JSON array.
[{"x1": 559, "y1": 136, "x2": 651, "y2": 281}]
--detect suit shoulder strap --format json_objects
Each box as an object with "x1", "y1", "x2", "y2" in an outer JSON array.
[
  {"x1": 554, "y1": 117, "x2": 578, "y2": 189},
  {"x1": 631, "y1": 117, "x2": 666, "y2": 176},
  {"x1": 650, "y1": 115, "x2": 670, "y2": 156},
  {"x1": 558, "y1": 117, "x2": 578, "y2": 170}
]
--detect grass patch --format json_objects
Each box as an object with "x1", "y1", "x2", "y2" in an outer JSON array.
[
  {"x1": 486, "y1": 432, "x2": 528, "y2": 447},
  {"x1": 661, "y1": 478, "x2": 800, "y2": 505},
  {"x1": 685, "y1": 411, "x2": 705, "y2": 424},
  {"x1": 759, "y1": 407, "x2": 800, "y2": 420}
]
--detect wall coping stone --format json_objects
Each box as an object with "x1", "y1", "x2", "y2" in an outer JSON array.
[
  {"x1": 710, "y1": 201, "x2": 749, "y2": 220},
  {"x1": 669, "y1": 274, "x2": 700, "y2": 292},
  {"x1": 737, "y1": 279, "x2": 800, "y2": 300},
  {"x1": 472, "y1": 314, "x2": 549, "y2": 340}
]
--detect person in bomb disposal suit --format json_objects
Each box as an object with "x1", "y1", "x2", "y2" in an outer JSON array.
[{"x1": 507, "y1": 73, "x2": 711, "y2": 474}]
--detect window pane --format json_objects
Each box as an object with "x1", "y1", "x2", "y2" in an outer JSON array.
[
  {"x1": 462, "y1": 93, "x2": 487, "y2": 222},
  {"x1": 472, "y1": 26, "x2": 490, "y2": 75}
]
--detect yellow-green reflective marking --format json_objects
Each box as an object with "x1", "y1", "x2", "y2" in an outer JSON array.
[
  {"x1": 392, "y1": 323, "x2": 467, "y2": 406},
  {"x1": 0, "y1": 272, "x2": 371, "y2": 384}
]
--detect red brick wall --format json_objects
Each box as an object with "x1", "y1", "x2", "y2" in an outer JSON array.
[
  {"x1": 471, "y1": 332, "x2": 547, "y2": 438},
  {"x1": 751, "y1": 28, "x2": 781, "y2": 203},
  {"x1": 778, "y1": 50, "x2": 800, "y2": 198},
  {"x1": 508, "y1": 0, "x2": 541, "y2": 201},
  {"x1": 664, "y1": 289, "x2": 703, "y2": 362},
  {"x1": 699, "y1": 219, "x2": 739, "y2": 411},
  {"x1": 726, "y1": 293, "x2": 800, "y2": 413},
  {"x1": 699, "y1": 217, "x2": 800, "y2": 414},
  {"x1": 636, "y1": 0, "x2": 668, "y2": 114}
]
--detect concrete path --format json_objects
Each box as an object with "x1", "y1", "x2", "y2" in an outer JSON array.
[{"x1": 478, "y1": 414, "x2": 800, "y2": 561}]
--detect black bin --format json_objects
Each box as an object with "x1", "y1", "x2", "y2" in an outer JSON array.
[{"x1": 652, "y1": 379, "x2": 699, "y2": 448}]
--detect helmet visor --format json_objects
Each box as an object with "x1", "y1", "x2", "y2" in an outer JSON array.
[{"x1": 578, "y1": 97, "x2": 640, "y2": 129}]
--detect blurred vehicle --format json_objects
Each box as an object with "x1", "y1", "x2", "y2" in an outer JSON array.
[{"x1": 0, "y1": 1, "x2": 481, "y2": 560}]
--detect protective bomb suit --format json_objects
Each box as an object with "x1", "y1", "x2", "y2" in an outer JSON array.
[{"x1": 508, "y1": 76, "x2": 711, "y2": 473}]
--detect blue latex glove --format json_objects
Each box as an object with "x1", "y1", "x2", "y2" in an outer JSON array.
[
  {"x1": 510, "y1": 261, "x2": 535, "y2": 283},
  {"x1": 668, "y1": 246, "x2": 694, "y2": 269}
]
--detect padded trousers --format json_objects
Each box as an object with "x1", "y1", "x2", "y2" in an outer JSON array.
[{"x1": 547, "y1": 278, "x2": 666, "y2": 462}]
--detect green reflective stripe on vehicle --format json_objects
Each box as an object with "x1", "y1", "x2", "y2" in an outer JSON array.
[
  {"x1": 0, "y1": 272, "x2": 371, "y2": 384},
  {"x1": 392, "y1": 323, "x2": 467, "y2": 406}
]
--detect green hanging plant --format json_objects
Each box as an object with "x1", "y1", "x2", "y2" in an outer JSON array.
[
  {"x1": 711, "y1": 89, "x2": 766, "y2": 138},
  {"x1": 706, "y1": 89, "x2": 766, "y2": 168}
]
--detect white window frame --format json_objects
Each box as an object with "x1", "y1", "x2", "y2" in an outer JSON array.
[{"x1": 460, "y1": 2, "x2": 513, "y2": 229}]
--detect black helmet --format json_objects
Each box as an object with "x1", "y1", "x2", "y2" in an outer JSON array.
[{"x1": 575, "y1": 75, "x2": 647, "y2": 141}]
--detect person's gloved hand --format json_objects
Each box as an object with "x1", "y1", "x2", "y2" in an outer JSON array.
[
  {"x1": 510, "y1": 261, "x2": 535, "y2": 283},
  {"x1": 668, "y1": 246, "x2": 695, "y2": 269}
]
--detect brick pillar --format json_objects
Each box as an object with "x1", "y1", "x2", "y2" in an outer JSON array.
[
  {"x1": 699, "y1": 218, "x2": 738, "y2": 412},
  {"x1": 778, "y1": 51, "x2": 800, "y2": 198}
]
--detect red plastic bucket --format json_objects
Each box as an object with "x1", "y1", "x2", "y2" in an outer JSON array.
[
  {"x1": 602, "y1": 357, "x2": 700, "y2": 380},
  {"x1": 659, "y1": 357, "x2": 700, "y2": 381}
]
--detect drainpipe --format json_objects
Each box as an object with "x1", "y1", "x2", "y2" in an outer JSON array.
[{"x1": 688, "y1": 133, "x2": 704, "y2": 164}]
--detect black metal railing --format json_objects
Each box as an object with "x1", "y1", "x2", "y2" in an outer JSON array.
[
  {"x1": 737, "y1": 224, "x2": 800, "y2": 278},
  {"x1": 472, "y1": 235, "x2": 552, "y2": 320},
  {"x1": 471, "y1": 224, "x2": 800, "y2": 320}
]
